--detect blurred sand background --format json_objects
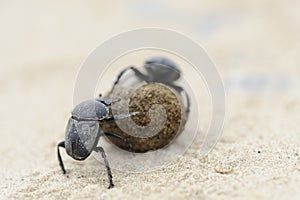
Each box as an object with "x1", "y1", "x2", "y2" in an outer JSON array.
[{"x1": 0, "y1": 0, "x2": 299, "y2": 199}]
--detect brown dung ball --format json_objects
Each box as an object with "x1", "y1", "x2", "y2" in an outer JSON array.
[{"x1": 100, "y1": 83, "x2": 186, "y2": 153}]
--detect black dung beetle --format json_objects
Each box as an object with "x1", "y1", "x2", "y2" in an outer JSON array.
[
  {"x1": 111, "y1": 57, "x2": 190, "y2": 114},
  {"x1": 57, "y1": 96, "x2": 138, "y2": 189}
]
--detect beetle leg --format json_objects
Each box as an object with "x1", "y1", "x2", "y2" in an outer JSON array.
[
  {"x1": 111, "y1": 66, "x2": 148, "y2": 92},
  {"x1": 94, "y1": 146, "x2": 114, "y2": 189},
  {"x1": 131, "y1": 66, "x2": 149, "y2": 82},
  {"x1": 180, "y1": 88, "x2": 191, "y2": 114},
  {"x1": 104, "y1": 132, "x2": 132, "y2": 152},
  {"x1": 57, "y1": 141, "x2": 67, "y2": 174},
  {"x1": 167, "y1": 84, "x2": 190, "y2": 114},
  {"x1": 111, "y1": 66, "x2": 133, "y2": 92}
]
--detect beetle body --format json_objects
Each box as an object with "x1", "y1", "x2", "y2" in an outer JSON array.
[
  {"x1": 57, "y1": 97, "x2": 137, "y2": 189},
  {"x1": 112, "y1": 56, "x2": 190, "y2": 114},
  {"x1": 144, "y1": 57, "x2": 181, "y2": 83}
]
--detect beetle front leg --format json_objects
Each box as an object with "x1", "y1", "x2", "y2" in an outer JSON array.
[{"x1": 94, "y1": 146, "x2": 114, "y2": 189}]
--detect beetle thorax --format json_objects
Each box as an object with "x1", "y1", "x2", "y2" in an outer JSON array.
[{"x1": 72, "y1": 99, "x2": 110, "y2": 120}]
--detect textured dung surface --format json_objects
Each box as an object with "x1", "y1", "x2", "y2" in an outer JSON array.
[{"x1": 101, "y1": 83, "x2": 186, "y2": 152}]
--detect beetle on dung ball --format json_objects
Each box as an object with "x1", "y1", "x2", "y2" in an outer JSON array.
[{"x1": 57, "y1": 57, "x2": 190, "y2": 189}]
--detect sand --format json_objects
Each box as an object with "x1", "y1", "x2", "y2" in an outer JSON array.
[{"x1": 1, "y1": 1, "x2": 299, "y2": 199}]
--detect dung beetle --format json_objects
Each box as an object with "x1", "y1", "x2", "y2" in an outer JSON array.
[
  {"x1": 57, "y1": 96, "x2": 139, "y2": 189},
  {"x1": 111, "y1": 56, "x2": 190, "y2": 114}
]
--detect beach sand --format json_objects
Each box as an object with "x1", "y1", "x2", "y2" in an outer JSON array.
[{"x1": 0, "y1": 1, "x2": 299, "y2": 199}]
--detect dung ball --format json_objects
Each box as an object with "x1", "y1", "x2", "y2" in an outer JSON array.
[{"x1": 100, "y1": 83, "x2": 187, "y2": 153}]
